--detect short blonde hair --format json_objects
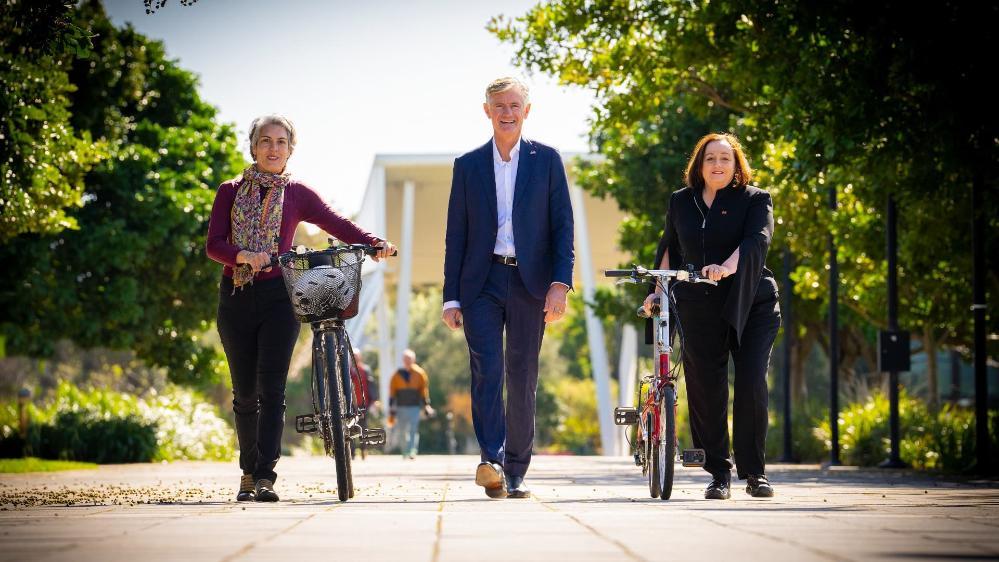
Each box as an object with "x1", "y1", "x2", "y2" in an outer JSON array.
[
  {"x1": 485, "y1": 77, "x2": 529, "y2": 103},
  {"x1": 248, "y1": 114, "x2": 296, "y2": 159}
]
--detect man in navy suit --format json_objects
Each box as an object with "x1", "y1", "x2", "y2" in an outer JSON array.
[{"x1": 442, "y1": 77, "x2": 574, "y2": 499}]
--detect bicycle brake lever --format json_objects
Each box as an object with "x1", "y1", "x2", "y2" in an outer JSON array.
[{"x1": 616, "y1": 278, "x2": 638, "y2": 285}]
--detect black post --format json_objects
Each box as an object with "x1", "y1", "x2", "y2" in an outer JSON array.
[
  {"x1": 950, "y1": 350, "x2": 962, "y2": 404},
  {"x1": 828, "y1": 185, "x2": 840, "y2": 466},
  {"x1": 780, "y1": 248, "x2": 794, "y2": 462},
  {"x1": 972, "y1": 171, "x2": 990, "y2": 474},
  {"x1": 881, "y1": 194, "x2": 906, "y2": 468}
]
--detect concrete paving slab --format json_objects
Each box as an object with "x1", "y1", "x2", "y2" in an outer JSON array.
[{"x1": 1, "y1": 454, "x2": 997, "y2": 561}]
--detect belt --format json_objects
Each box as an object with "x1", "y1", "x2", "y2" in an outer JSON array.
[{"x1": 492, "y1": 254, "x2": 518, "y2": 266}]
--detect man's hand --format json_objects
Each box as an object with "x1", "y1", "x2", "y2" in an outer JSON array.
[
  {"x1": 424, "y1": 404, "x2": 436, "y2": 418},
  {"x1": 701, "y1": 264, "x2": 732, "y2": 282},
  {"x1": 442, "y1": 308, "x2": 463, "y2": 330},
  {"x1": 544, "y1": 283, "x2": 570, "y2": 323},
  {"x1": 372, "y1": 239, "x2": 397, "y2": 262}
]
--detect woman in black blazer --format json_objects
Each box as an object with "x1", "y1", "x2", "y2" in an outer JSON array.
[{"x1": 643, "y1": 133, "x2": 781, "y2": 500}]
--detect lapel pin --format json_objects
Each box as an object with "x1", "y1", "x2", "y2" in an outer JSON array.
[{"x1": 721, "y1": 210, "x2": 728, "y2": 215}]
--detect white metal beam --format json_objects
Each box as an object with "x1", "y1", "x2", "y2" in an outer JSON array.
[
  {"x1": 393, "y1": 180, "x2": 416, "y2": 370},
  {"x1": 617, "y1": 324, "x2": 638, "y2": 455},
  {"x1": 570, "y1": 184, "x2": 616, "y2": 456}
]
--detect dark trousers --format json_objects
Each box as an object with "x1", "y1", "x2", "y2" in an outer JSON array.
[
  {"x1": 463, "y1": 262, "x2": 546, "y2": 478},
  {"x1": 677, "y1": 293, "x2": 780, "y2": 480},
  {"x1": 217, "y1": 275, "x2": 300, "y2": 483}
]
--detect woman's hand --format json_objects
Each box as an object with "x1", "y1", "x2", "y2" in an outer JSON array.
[
  {"x1": 701, "y1": 263, "x2": 732, "y2": 281},
  {"x1": 642, "y1": 293, "x2": 660, "y2": 317},
  {"x1": 372, "y1": 239, "x2": 397, "y2": 262},
  {"x1": 236, "y1": 250, "x2": 273, "y2": 273}
]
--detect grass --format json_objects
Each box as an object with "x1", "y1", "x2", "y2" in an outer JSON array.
[{"x1": 0, "y1": 457, "x2": 98, "y2": 473}]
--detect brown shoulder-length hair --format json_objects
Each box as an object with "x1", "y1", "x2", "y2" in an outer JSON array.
[{"x1": 683, "y1": 133, "x2": 753, "y2": 190}]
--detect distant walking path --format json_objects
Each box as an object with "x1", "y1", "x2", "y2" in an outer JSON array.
[{"x1": 2, "y1": 455, "x2": 997, "y2": 561}]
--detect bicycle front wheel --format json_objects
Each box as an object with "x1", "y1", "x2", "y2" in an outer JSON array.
[
  {"x1": 658, "y1": 385, "x2": 676, "y2": 500},
  {"x1": 323, "y1": 331, "x2": 353, "y2": 501}
]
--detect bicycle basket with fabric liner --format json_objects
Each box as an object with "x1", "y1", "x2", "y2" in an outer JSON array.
[{"x1": 277, "y1": 247, "x2": 363, "y2": 322}]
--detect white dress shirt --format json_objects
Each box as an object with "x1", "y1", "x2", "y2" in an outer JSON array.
[{"x1": 444, "y1": 137, "x2": 566, "y2": 311}]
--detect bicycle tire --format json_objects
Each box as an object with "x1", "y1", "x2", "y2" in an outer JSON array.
[
  {"x1": 659, "y1": 385, "x2": 677, "y2": 500},
  {"x1": 312, "y1": 341, "x2": 333, "y2": 457},
  {"x1": 334, "y1": 329, "x2": 356, "y2": 499},
  {"x1": 648, "y1": 414, "x2": 662, "y2": 499},
  {"x1": 323, "y1": 331, "x2": 353, "y2": 501}
]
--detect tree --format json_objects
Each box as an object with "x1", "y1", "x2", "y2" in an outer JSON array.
[
  {"x1": 491, "y1": 0, "x2": 999, "y2": 404},
  {"x1": 0, "y1": 1, "x2": 246, "y2": 386},
  {"x1": 0, "y1": 0, "x2": 106, "y2": 241}
]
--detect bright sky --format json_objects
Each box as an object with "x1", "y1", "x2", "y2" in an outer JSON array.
[{"x1": 104, "y1": 0, "x2": 596, "y2": 215}]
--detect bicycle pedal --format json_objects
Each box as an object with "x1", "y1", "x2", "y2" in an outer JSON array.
[
  {"x1": 348, "y1": 424, "x2": 363, "y2": 438},
  {"x1": 359, "y1": 427, "x2": 386, "y2": 446},
  {"x1": 681, "y1": 448, "x2": 706, "y2": 467},
  {"x1": 614, "y1": 406, "x2": 640, "y2": 426},
  {"x1": 295, "y1": 414, "x2": 318, "y2": 434}
]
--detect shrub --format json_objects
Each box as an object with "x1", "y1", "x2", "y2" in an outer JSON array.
[{"x1": 0, "y1": 381, "x2": 234, "y2": 463}]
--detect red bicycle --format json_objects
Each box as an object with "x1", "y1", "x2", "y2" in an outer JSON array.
[{"x1": 605, "y1": 265, "x2": 715, "y2": 500}]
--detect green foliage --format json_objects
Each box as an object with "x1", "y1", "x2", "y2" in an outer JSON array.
[
  {"x1": 0, "y1": 1, "x2": 246, "y2": 385},
  {"x1": 491, "y1": 0, "x2": 999, "y2": 401},
  {"x1": 813, "y1": 391, "x2": 999, "y2": 471},
  {"x1": 38, "y1": 410, "x2": 158, "y2": 463},
  {"x1": 0, "y1": 457, "x2": 97, "y2": 473},
  {"x1": 0, "y1": 0, "x2": 107, "y2": 240},
  {"x1": 0, "y1": 381, "x2": 235, "y2": 462},
  {"x1": 544, "y1": 377, "x2": 602, "y2": 454}
]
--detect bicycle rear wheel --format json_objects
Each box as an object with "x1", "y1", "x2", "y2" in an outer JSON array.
[{"x1": 323, "y1": 331, "x2": 353, "y2": 501}]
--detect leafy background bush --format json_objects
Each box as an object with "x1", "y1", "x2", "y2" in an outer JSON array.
[{"x1": 1, "y1": 381, "x2": 234, "y2": 463}]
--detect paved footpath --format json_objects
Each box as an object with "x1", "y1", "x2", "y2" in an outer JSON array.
[{"x1": 1, "y1": 455, "x2": 998, "y2": 561}]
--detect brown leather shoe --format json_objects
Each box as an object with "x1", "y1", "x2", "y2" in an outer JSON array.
[
  {"x1": 254, "y1": 479, "x2": 279, "y2": 502},
  {"x1": 236, "y1": 474, "x2": 255, "y2": 502},
  {"x1": 475, "y1": 462, "x2": 507, "y2": 499}
]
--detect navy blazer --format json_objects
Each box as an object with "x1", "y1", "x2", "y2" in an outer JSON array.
[{"x1": 443, "y1": 138, "x2": 574, "y2": 305}]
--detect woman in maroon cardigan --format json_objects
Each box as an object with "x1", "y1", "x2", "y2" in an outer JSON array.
[{"x1": 206, "y1": 114, "x2": 394, "y2": 502}]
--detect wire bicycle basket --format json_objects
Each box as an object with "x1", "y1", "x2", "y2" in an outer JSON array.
[{"x1": 277, "y1": 246, "x2": 363, "y2": 322}]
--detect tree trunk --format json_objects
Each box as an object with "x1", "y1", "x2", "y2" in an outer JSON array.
[{"x1": 924, "y1": 326, "x2": 939, "y2": 411}]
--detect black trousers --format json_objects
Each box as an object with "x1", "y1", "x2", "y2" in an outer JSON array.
[
  {"x1": 677, "y1": 292, "x2": 780, "y2": 480},
  {"x1": 217, "y1": 275, "x2": 300, "y2": 483}
]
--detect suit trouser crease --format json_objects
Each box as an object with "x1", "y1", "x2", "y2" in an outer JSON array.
[
  {"x1": 464, "y1": 263, "x2": 545, "y2": 478},
  {"x1": 678, "y1": 294, "x2": 780, "y2": 480},
  {"x1": 217, "y1": 276, "x2": 300, "y2": 483}
]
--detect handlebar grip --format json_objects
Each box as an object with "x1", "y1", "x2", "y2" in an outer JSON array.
[
  {"x1": 362, "y1": 246, "x2": 398, "y2": 257},
  {"x1": 604, "y1": 269, "x2": 633, "y2": 277}
]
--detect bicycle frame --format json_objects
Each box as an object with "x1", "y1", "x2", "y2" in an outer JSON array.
[{"x1": 609, "y1": 265, "x2": 713, "y2": 499}]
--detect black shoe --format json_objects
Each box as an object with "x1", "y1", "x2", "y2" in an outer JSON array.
[
  {"x1": 236, "y1": 474, "x2": 255, "y2": 502},
  {"x1": 705, "y1": 475, "x2": 731, "y2": 500},
  {"x1": 254, "y1": 479, "x2": 279, "y2": 502},
  {"x1": 475, "y1": 462, "x2": 507, "y2": 499},
  {"x1": 746, "y1": 474, "x2": 774, "y2": 498},
  {"x1": 506, "y1": 475, "x2": 531, "y2": 499}
]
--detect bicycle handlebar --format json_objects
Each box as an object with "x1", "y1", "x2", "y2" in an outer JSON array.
[
  {"x1": 270, "y1": 243, "x2": 397, "y2": 267},
  {"x1": 603, "y1": 266, "x2": 718, "y2": 286}
]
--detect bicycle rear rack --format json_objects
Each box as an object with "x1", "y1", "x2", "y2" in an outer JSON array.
[
  {"x1": 295, "y1": 414, "x2": 318, "y2": 434},
  {"x1": 614, "y1": 406, "x2": 640, "y2": 426}
]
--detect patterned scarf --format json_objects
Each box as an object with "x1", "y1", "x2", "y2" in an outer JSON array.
[{"x1": 230, "y1": 164, "x2": 289, "y2": 289}]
